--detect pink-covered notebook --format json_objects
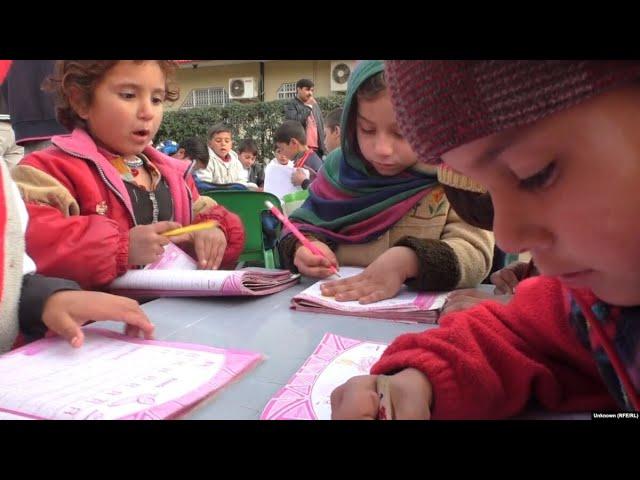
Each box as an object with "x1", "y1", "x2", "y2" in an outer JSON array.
[
  {"x1": 291, "y1": 267, "x2": 447, "y2": 324},
  {"x1": 261, "y1": 333, "x2": 387, "y2": 420},
  {"x1": 0, "y1": 328, "x2": 262, "y2": 420},
  {"x1": 108, "y1": 244, "x2": 299, "y2": 297}
]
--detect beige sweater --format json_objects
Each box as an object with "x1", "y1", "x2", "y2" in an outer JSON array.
[
  {"x1": 334, "y1": 184, "x2": 494, "y2": 289},
  {"x1": 0, "y1": 160, "x2": 24, "y2": 352}
]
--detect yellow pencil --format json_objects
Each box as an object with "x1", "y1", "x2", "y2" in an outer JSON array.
[{"x1": 162, "y1": 220, "x2": 217, "y2": 237}]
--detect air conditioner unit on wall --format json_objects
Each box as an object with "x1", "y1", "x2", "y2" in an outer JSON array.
[
  {"x1": 330, "y1": 61, "x2": 355, "y2": 92},
  {"x1": 229, "y1": 77, "x2": 257, "y2": 99}
]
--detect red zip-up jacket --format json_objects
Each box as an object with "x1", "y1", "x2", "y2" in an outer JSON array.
[
  {"x1": 372, "y1": 276, "x2": 619, "y2": 419},
  {"x1": 13, "y1": 129, "x2": 245, "y2": 289}
]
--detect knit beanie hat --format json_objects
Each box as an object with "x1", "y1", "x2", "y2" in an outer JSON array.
[
  {"x1": 384, "y1": 60, "x2": 640, "y2": 163},
  {"x1": 436, "y1": 164, "x2": 486, "y2": 193}
]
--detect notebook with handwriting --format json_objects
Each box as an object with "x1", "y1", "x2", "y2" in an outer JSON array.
[
  {"x1": 0, "y1": 328, "x2": 262, "y2": 420},
  {"x1": 109, "y1": 243, "x2": 300, "y2": 297},
  {"x1": 261, "y1": 333, "x2": 386, "y2": 420},
  {"x1": 291, "y1": 267, "x2": 447, "y2": 323}
]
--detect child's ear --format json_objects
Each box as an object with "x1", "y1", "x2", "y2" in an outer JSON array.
[{"x1": 68, "y1": 86, "x2": 90, "y2": 120}]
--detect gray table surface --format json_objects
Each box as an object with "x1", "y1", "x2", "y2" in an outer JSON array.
[{"x1": 100, "y1": 279, "x2": 589, "y2": 420}]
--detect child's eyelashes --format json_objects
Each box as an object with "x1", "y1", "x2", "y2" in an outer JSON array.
[
  {"x1": 118, "y1": 92, "x2": 165, "y2": 105},
  {"x1": 518, "y1": 161, "x2": 558, "y2": 191}
]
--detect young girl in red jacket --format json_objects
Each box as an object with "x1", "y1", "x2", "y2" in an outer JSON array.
[
  {"x1": 331, "y1": 61, "x2": 640, "y2": 419},
  {"x1": 0, "y1": 60, "x2": 155, "y2": 350},
  {"x1": 12, "y1": 61, "x2": 244, "y2": 289}
]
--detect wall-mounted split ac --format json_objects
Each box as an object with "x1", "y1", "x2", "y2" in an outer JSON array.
[
  {"x1": 330, "y1": 61, "x2": 355, "y2": 92},
  {"x1": 229, "y1": 77, "x2": 257, "y2": 99}
]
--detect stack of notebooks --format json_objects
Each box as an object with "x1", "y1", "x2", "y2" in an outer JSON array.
[
  {"x1": 108, "y1": 243, "x2": 300, "y2": 298},
  {"x1": 290, "y1": 267, "x2": 448, "y2": 324}
]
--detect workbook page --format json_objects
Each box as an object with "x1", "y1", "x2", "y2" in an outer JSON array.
[{"x1": 0, "y1": 329, "x2": 262, "y2": 420}]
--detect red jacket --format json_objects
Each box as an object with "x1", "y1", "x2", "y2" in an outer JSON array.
[
  {"x1": 372, "y1": 276, "x2": 618, "y2": 419},
  {"x1": 15, "y1": 129, "x2": 244, "y2": 289}
]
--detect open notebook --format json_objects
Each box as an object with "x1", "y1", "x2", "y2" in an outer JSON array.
[
  {"x1": 108, "y1": 243, "x2": 300, "y2": 297},
  {"x1": 0, "y1": 328, "x2": 262, "y2": 420},
  {"x1": 261, "y1": 333, "x2": 386, "y2": 420},
  {"x1": 291, "y1": 267, "x2": 447, "y2": 323}
]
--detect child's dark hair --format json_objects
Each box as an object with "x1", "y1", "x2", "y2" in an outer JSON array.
[
  {"x1": 207, "y1": 123, "x2": 233, "y2": 140},
  {"x1": 347, "y1": 71, "x2": 387, "y2": 158},
  {"x1": 181, "y1": 136, "x2": 209, "y2": 167},
  {"x1": 274, "y1": 120, "x2": 307, "y2": 145},
  {"x1": 43, "y1": 60, "x2": 180, "y2": 131},
  {"x1": 325, "y1": 108, "x2": 343, "y2": 132},
  {"x1": 296, "y1": 78, "x2": 314, "y2": 90},
  {"x1": 237, "y1": 138, "x2": 259, "y2": 156}
]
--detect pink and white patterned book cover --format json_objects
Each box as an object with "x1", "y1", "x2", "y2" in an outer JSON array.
[
  {"x1": 261, "y1": 333, "x2": 387, "y2": 420},
  {"x1": 291, "y1": 267, "x2": 446, "y2": 324},
  {"x1": 110, "y1": 243, "x2": 300, "y2": 297},
  {"x1": 0, "y1": 328, "x2": 263, "y2": 420}
]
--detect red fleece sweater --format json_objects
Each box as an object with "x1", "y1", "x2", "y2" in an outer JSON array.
[{"x1": 371, "y1": 276, "x2": 618, "y2": 419}]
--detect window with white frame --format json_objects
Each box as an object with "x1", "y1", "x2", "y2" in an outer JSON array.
[
  {"x1": 277, "y1": 82, "x2": 297, "y2": 99},
  {"x1": 180, "y1": 87, "x2": 229, "y2": 109}
]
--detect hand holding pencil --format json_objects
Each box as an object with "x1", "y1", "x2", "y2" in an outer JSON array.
[
  {"x1": 265, "y1": 201, "x2": 341, "y2": 278},
  {"x1": 163, "y1": 220, "x2": 226, "y2": 270}
]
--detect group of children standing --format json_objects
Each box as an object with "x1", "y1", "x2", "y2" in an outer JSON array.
[{"x1": 2, "y1": 59, "x2": 637, "y2": 419}]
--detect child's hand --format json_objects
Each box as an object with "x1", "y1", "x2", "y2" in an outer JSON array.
[
  {"x1": 128, "y1": 221, "x2": 182, "y2": 266},
  {"x1": 294, "y1": 240, "x2": 338, "y2": 278},
  {"x1": 490, "y1": 261, "x2": 531, "y2": 294},
  {"x1": 192, "y1": 227, "x2": 227, "y2": 270},
  {"x1": 42, "y1": 291, "x2": 155, "y2": 348},
  {"x1": 330, "y1": 368, "x2": 432, "y2": 420},
  {"x1": 169, "y1": 226, "x2": 227, "y2": 269},
  {"x1": 320, "y1": 247, "x2": 417, "y2": 304},
  {"x1": 441, "y1": 288, "x2": 512, "y2": 315},
  {"x1": 291, "y1": 168, "x2": 308, "y2": 186}
]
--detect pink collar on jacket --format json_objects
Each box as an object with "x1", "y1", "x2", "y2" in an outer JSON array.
[{"x1": 51, "y1": 128, "x2": 194, "y2": 225}]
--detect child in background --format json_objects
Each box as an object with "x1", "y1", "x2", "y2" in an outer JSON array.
[
  {"x1": 331, "y1": 60, "x2": 640, "y2": 419},
  {"x1": 274, "y1": 120, "x2": 323, "y2": 190},
  {"x1": 236, "y1": 138, "x2": 265, "y2": 190},
  {"x1": 178, "y1": 136, "x2": 215, "y2": 192},
  {"x1": 180, "y1": 136, "x2": 209, "y2": 170},
  {"x1": 0, "y1": 60, "x2": 154, "y2": 351},
  {"x1": 279, "y1": 60, "x2": 494, "y2": 304},
  {"x1": 194, "y1": 123, "x2": 246, "y2": 186},
  {"x1": 12, "y1": 61, "x2": 244, "y2": 290},
  {"x1": 269, "y1": 146, "x2": 292, "y2": 166},
  {"x1": 323, "y1": 107, "x2": 343, "y2": 155}
]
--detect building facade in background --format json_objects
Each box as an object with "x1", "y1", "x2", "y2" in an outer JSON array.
[{"x1": 171, "y1": 60, "x2": 355, "y2": 110}]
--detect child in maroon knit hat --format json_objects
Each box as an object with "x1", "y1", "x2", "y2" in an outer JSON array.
[{"x1": 331, "y1": 61, "x2": 640, "y2": 419}]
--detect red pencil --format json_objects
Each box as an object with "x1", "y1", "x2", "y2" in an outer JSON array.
[{"x1": 265, "y1": 201, "x2": 341, "y2": 277}]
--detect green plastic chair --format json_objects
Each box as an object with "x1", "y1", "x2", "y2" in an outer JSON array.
[{"x1": 203, "y1": 190, "x2": 283, "y2": 269}]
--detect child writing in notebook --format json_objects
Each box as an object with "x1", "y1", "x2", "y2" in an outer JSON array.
[
  {"x1": 331, "y1": 60, "x2": 640, "y2": 419},
  {"x1": 0, "y1": 60, "x2": 154, "y2": 351},
  {"x1": 11, "y1": 61, "x2": 245, "y2": 289},
  {"x1": 279, "y1": 60, "x2": 494, "y2": 303}
]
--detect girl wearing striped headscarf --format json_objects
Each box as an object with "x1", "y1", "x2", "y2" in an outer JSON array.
[{"x1": 279, "y1": 60, "x2": 494, "y2": 304}]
